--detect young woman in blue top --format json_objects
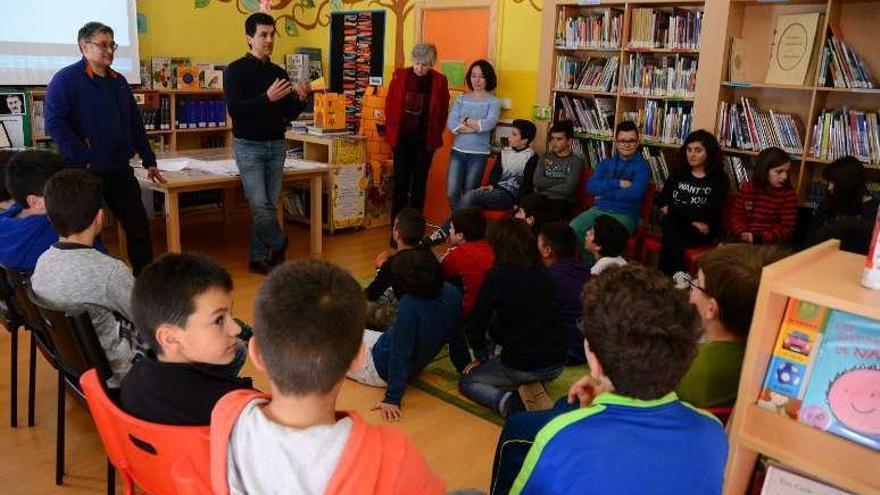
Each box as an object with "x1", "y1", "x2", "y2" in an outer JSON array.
[{"x1": 446, "y1": 60, "x2": 501, "y2": 215}]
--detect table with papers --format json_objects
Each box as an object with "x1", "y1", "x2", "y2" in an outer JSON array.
[{"x1": 131, "y1": 148, "x2": 329, "y2": 256}]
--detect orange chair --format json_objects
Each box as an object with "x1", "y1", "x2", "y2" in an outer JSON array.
[{"x1": 80, "y1": 369, "x2": 213, "y2": 495}]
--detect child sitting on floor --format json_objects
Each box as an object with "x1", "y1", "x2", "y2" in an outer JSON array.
[
  {"x1": 537, "y1": 221, "x2": 589, "y2": 365},
  {"x1": 585, "y1": 214, "x2": 629, "y2": 275},
  {"x1": 364, "y1": 207, "x2": 427, "y2": 330},
  {"x1": 440, "y1": 206, "x2": 494, "y2": 319},
  {"x1": 212, "y1": 259, "x2": 444, "y2": 494},
  {"x1": 348, "y1": 249, "x2": 470, "y2": 421},
  {"x1": 676, "y1": 243, "x2": 788, "y2": 407},
  {"x1": 460, "y1": 218, "x2": 566, "y2": 417},
  {"x1": 503, "y1": 264, "x2": 727, "y2": 495},
  {"x1": 514, "y1": 193, "x2": 552, "y2": 233},
  {"x1": 120, "y1": 253, "x2": 252, "y2": 425}
]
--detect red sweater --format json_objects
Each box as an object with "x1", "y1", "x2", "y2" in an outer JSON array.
[
  {"x1": 730, "y1": 183, "x2": 798, "y2": 244},
  {"x1": 384, "y1": 68, "x2": 449, "y2": 150},
  {"x1": 441, "y1": 240, "x2": 495, "y2": 317}
]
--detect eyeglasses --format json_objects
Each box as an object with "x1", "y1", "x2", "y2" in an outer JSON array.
[
  {"x1": 85, "y1": 41, "x2": 119, "y2": 52},
  {"x1": 615, "y1": 139, "x2": 639, "y2": 145},
  {"x1": 674, "y1": 272, "x2": 710, "y2": 295}
]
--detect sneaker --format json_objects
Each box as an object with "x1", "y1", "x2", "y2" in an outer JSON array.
[
  {"x1": 268, "y1": 236, "x2": 289, "y2": 266},
  {"x1": 517, "y1": 382, "x2": 554, "y2": 411},
  {"x1": 248, "y1": 259, "x2": 272, "y2": 275}
]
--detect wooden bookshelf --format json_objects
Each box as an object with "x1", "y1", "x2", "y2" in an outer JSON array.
[
  {"x1": 724, "y1": 240, "x2": 880, "y2": 495},
  {"x1": 28, "y1": 88, "x2": 231, "y2": 153},
  {"x1": 715, "y1": 0, "x2": 880, "y2": 203},
  {"x1": 542, "y1": 1, "x2": 712, "y2": 170}
]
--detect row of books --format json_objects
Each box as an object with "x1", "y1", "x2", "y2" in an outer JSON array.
[
  {"x1": 554, "y1": 55, "x2": 619, "y2": 92},
  {"x1": 628, "y1": 7, "x2": 703, "y2": 50},
  {"x1": 572, "y1": 138, "x2": 612, "y2": 170},
  {"x1": 757, "y1": 298, "x2": 879, "y2": 452},
  {"x1": 809, "y1": 108, "x2": 880, "y2": 165},
  {"x1": 621, "y1": 53, "x2": 697, "y2": 98},
  {"x1": 716, "y1": 98, "x2": 805, "y2": 155},
  {"x1": 642, "y1": 147, "x2": 670, "y2": 188},
  {"x1": 554, "y1": 8, "x2": 623, "y2": 50},
  {"x1": 174, "y1": 99, "x2": 228, "y2": 129},
  {"x1": 722, "y1": 155, "x2": 751, "y2": 193},
  {"x1": 142, "y1": 96, "x2": 171, "y2": 131},
  {"x1": 555, "y1": 94, "x2": 615, "y2": 137},
  {"x1": 145, "y1": 57, "x2": 224, "y2": 91},
  {"x1": 623, "y1": 100, "x2": 692, "y2": 145},
  {"x1": 817, "y1": 31, "x2": 874, "y2": 89}
]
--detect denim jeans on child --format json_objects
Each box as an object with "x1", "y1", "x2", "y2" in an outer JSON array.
[
  {"x1": 458, "y1": 187, "x2": 516, "y2": 211},
  {"x1": 233, "y1": 138, "x2": 288, "y2": 262},
  {"x1": 447, "y1": 150, "x2": 488, "y2": 211},
  {"x1": 458, "y1": 357, "x2": 563, "y2": 415}
]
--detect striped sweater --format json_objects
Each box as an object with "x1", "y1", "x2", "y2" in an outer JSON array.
[{"x1": 730, "y1": 183, "x2": 798, "y2": 244}]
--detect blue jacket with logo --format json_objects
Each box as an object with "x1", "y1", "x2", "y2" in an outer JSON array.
[
  {"x1": 45, "y1": 57, "x2": 156, "y2": 172},
  {"x1": 511, "y1": 392, "x2": 727, "y2": 495},
  {"x1": 587, "y1": 153, "x2": 651, "y2": 221}
]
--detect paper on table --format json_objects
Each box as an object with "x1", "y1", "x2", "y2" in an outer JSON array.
[
  {"x1": 155, "y1": 158, "x2": 193, "y2": 172},
  {"x1": 284, "y1": 158, "x2": 329, "y2": 171},
  {"x1": 186, "y1": 159, "x2": 240, "y2": 176}
]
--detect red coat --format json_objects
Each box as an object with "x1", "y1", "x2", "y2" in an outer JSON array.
[
  {"x1": 730, "y1": 182, "x2": 798, "y2": 244},
  {"x1": 384, "y1": 68, "x2": 449, "y2": 151}
]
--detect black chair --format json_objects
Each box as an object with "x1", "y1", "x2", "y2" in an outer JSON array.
[
  {"x1": 27, "y1": 286, "x2": 115, "y2": 488},
  {"x1": 4, "y1": 268, "x2": 57, "y2": 428},
  {"x1": 0, "y1": 266, "x2": 24, "y2": 427}
]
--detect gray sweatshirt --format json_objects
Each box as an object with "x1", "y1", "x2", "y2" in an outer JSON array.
[
  {"x1": 532, "y1": 152, "x2": 585, "y2": 201},
  {"x1": 31, "y1": 243, "x2": 136, "y2": 387}
]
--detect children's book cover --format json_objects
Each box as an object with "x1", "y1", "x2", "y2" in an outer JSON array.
[
  {"x1": 757, "y1": 298, "x2": 828, "y2": 418},
  {"x1": 798, "y1": 309, "x2": 880, "y2": 451}
]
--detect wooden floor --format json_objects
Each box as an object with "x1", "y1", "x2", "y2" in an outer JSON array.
[{"x1": 0, "y1": 209, "x2": 500, "y2": 494}]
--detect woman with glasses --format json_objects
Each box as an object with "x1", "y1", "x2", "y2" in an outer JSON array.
[
  {"x1": 569, "y1": 120, "x2": 651, "y2": 262},
  {"x1": 656, "y1": 130, "x2": 731, "y2": 275}
]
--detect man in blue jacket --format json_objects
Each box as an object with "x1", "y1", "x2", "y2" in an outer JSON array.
[
  {"x1": 570, "y1": 120, "x2": 650, "y2": 261},
  {"x1": 45, "y1": 22, "x2": 162, "y2": 275}
]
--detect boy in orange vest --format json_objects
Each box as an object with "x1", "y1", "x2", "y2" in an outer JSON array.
[{"x1": 210, "y1": 260, "x2": 444, "y2": 495}]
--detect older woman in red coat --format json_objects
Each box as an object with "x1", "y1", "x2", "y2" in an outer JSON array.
[{"x1": 385, "y1": 43, "x2": 450, "y2": 220}]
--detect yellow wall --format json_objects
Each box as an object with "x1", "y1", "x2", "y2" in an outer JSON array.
[{"x1": 136, "y1": 0, "x2": 542, "y2": 118}]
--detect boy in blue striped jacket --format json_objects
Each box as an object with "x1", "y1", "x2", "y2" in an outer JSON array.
[{"x1": 509, "y1": 264, "x2": 727, "y2": 495}]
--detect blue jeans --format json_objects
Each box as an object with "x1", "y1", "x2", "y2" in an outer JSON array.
[
  {"x1": 447, "y1": 150, "x2": 488, "y2": 211},
  {"x1": 460, "y1": 187, "x2": 516, "y2": 211},
  {"x1": 490, "y1": 398, "x2": 578, "y2": 495},
  {"x1": 458, "y1": 357, "x2": 564, "y2": 415},
  {"x1": 233, "y1": 138, "x2": 287, "y2": 261}
]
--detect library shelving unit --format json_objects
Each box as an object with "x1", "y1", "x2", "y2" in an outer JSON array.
[
  {"x1": 715, "y1": 0, "x2": 880, "y2": 204},
  {"x1": 724, "y1": 239, "x2": 880, "y2": 495},
  {"x1": 29, "y1": 88, "x2": 232, "y2": 153},
  {"x1": 546, "y1": 1, "x2": 708, "y2": 171}
]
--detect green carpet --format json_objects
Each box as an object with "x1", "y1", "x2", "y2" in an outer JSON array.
[{"x1": 411, "y1": 349, "x2": 586, "y2": 426}]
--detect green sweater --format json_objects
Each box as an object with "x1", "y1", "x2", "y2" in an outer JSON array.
[{"x1": 676, "y1": 341, "x2": 746, "y2": 408}]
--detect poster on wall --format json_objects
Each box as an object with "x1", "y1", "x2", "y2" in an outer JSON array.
[
  {"x1": 329, "y1": 11, "x2": 386, "y2": 132},
  {"x1": 0, "y1": 91, "x2": 29, "y2": 148}
]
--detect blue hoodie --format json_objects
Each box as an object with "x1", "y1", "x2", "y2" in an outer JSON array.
[
  {"x1": 0, "y1": 204, "x2": 58, "y2": 271},
  {"x1": 586, "y1": 153, "x2": 651, "y2": 221}
]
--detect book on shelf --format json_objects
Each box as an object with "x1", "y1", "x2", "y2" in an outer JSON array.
[
  {"x1": 716, "y1": 98, "x2": 804, "y2": 155},
  {"x1": 797, "y1": 309, "x2": 880, "y2": 452},
  {"x1": 818, "y1": 29, "x2": 875, "y2": 89},
  {"x1": 572, "y1": 138, "x2": 612, "y2": 170},
  {"x1": 32, "y1": 100, "x2": 44, "y2": 137},
  {"x1": 554, "y1": 55, "x2": 618, "y2": 92},
  {"x1": 756, "y1": 298, "x2": 829, "y2": 420},
  {"x1": 809, "y1": 108, "x2": 880, "y2": 165},
  {"x1": 623, "y1": 99, "x2": 692, "y2": 145},
  {"x1": 760, "y1": 463, "x2": 854, "y2": 495},
  {"x1": 728, "y1": 37, "x2": 746, "y2": 82},
  {"x1": 723, "y1": 155, "x2": 751, "y2": 193},
  {"x1": 641, "y1": 147, "x2": 669, "y2": 188},
  {"x1": 555, "y1": 7, "x2": 623, "y2": 50},
  {"x1": 765, "y1": 13, "x2": 823, "y2": 86},
  {"x1": 628, "y1": 7, "x2": 702, "y2": 50},
  {"x1": 174, "y1": 99, "x2": 226, "y2": 129},
  {"x1": 555, "y1": 94, "x2": 615, "y2": 137},
  {"x1": 622, "y1": 53, "x2": 697, "y2": 98}
]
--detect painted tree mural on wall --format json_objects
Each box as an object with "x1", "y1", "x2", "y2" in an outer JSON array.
[
  {"x1": 513, "y1": 0, "x2": 542, "y2": 12},
  {"x1": 203, "y1": 0, "x2": 414, "y2": 68}
]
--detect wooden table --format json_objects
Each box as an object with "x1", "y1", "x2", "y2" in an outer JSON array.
[{"x1": 131, "y1": 148, "x2": 328, "y2": 256}]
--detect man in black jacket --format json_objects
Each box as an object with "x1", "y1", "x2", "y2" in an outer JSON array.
[{"x1": 224, "y1": 13, "x2": 308, "y2": 275}]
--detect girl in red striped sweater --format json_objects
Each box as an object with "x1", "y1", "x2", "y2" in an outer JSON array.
[{"x1": 730, "y1": 147, "x2": 798, "y2": 244}]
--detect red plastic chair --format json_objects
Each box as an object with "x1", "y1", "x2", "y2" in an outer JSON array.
[
  {"x1": 479, "y1": 155, "x2": 516, "y2": 221},
  {"x1": 704, "y1": 406, "x2": 734, "y2": 425},
  {"x1": 80, "y1": 369, "x2": 213, "y2": 495},
  {"x1": 623, "y1": 182, "x2": 656, "y2": 260},
  {"x1": 574, "y1": 166, "x2": 595, "y2": 211}
]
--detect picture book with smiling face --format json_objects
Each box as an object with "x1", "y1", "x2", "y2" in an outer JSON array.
[{"x1": 798, "y1": 309, "x2": 880, "y2": 451}]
